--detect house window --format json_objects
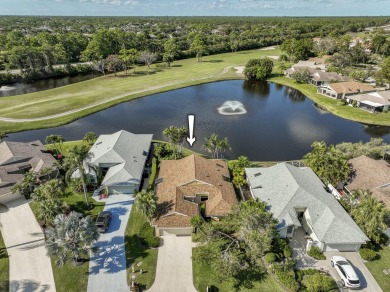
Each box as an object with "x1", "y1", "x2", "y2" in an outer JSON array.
[
  {"x1": 287, "y1": 225, "x2": 294, "y2": 234},
  {"x1": 200, "y1": 195, "x2": 208, "y2": 201}
]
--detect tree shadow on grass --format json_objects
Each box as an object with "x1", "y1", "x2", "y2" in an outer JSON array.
[
  {"x1": 232, "y1": 269, "x2": 267, "y2": 291},
  {"x1": 124, "y1": 234, "x2": 149, "y2": 268},
  {"x1": 203, "y1": 60, "x2": 224, "y2": 63},
  {"x1": 171, "y1": 64, "x2": 183, "y2": 68}
]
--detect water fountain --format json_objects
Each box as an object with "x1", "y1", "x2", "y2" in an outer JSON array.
[{"x1": 217, "y1": 100, "x2": 247, "y2": 115}]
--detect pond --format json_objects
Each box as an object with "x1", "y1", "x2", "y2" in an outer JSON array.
[
  {"x1": 7, "y1": 80, "x2": 390, "y2": 161},
  {"x1": 0, "y1": 72, "x2": 100, "y2": 97}
]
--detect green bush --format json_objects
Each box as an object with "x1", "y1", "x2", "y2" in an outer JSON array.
[
  {"x1": 139, "y1": 222, "x2": 160, "y2": 248},
  {"x1": 302, "y1": 273, "x2": 338, "y2": 292},
  {"x1": 307, "y1": 246, "x2": 326, "y2": 260},
  {"x1": 359, "y1": 248, "x2": 378, "y2": 261},
  {"x1": 271, "y1": 264, "x2": 299, "y2": 292},
  {"x1": 296, "y1": 268, "x2": 320, "y2": 282},
  {"x1": 265, "y1": 252, "x2": 276, "y2": 263},
  {"x1": 283, "y1": 245, "x2": 293, "y2": 258},
  {"x1": 271, "y1": 238, "x2": 290, "y2": 260},
  {"x1": 337, "y1": 100, "x2": 347, "y2": 106}
]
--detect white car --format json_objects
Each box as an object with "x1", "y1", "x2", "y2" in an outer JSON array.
[{"x1": 331, "y1": 256, "x2": 361, "y2": 289}]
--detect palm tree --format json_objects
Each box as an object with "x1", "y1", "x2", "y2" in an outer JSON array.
[
  {"x1": 202, "y1": 133, "x2": 218, "y2": 158},
  {"x1": 45, "y1": 212, "x2": 99, "y2": 266},
  {"x1": 0, "y1": 132, "x2": 8, "y2": 142},
  {"x1": 32, "y1": 179, "x2": 67, "y2": 225},
  {"x1": 134, "y1": 190, "x2": 157, "y2": 223},
  {"x1": 45, "y1": 134, "x2": 65, "y2": 154},
  {"x1": 351, "y1": 192, "x2": 388, "y2": 243},
  {"x1": 216, "y1": 137, "x2": 231, "y2": 159},
  {"x1": 64, "y1": 144, "x2": 95, "y2": 209},
  {"x1": 83, "y1": 132, "x2": 97, "y2": 146},
  {"x1": 12, "y1": 170, "x2": 37, "y2": 199},
  {"x1": 163, "y1": 126, "x2": 188, "y2": 159}
]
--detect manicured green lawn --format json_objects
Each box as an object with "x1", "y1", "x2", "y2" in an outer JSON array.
[
  {"x1": 0, "y1": 228, "x2": 9, "y2": 292},
  {"x1": 192, "y1": 246, "x2": 285, "y2": 292},
  {"x1": 0, "y1": 48, "x2": 280, "y2": 133},
  {"x1": 365, "y1": 245, "x2": 390, "y2": 292},
  {"x1": 269, "y1": 76, "x2": 390, "y2": 126},
  {"x1": 46, "y1": 140, "x2": 85, "y2": 155},
  {"x1": 29, "y1": 190, "x2": 105, "y2": 292},
  {"x1": 125, "y1": 209, "x2": 158, "y2": 290}
]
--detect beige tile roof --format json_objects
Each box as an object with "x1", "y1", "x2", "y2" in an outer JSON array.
[
  {"x1": 153, "y1": 154, "x2": 237, "y2": 228},
  {"x1": 328, "y1": 81, "x2": 375, "y2": 95},
  {"x1": 347, "y1": 155, "x2": 390, "y2": 209},
  {"x1": 347, "y1": 91, "x2": 390, "y2": 107},
  {"x1": 0, "y1": 141, "x2": 57, "y2": 196}
]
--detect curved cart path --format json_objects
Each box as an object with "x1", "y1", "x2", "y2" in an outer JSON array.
[
  {"x1": 0, "y1": 66, "x2": 235, "y2": 123},
  {"x1": 0, "y1": 198, "x2": 56, "y2": 292}
]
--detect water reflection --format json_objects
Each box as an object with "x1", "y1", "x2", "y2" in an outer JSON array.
[
  {"x1": 242, "y1": 80, "x2": 270, "y2": 98},
  {"x1": 284, "y1": 87, "x2": 306, "y2": 103},
  {"x1": 0, "y1": 72, "x2": 99, "y2": 97},
  {"x1": 363, "y1": 125, "x2": 390, "y2": 137}
]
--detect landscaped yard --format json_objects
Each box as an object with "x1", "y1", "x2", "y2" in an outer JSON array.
[
  {"x1": 192, "y1": 246, "x2": 285, "y2": 292},
  {"x1": 29, "y1": 191, "x2": 105, "y2": 292},
  {"x1": 365, "y1": 245, "x2": 390, "y2": 292},
  {"x1": 0, "y1": 228, "x2": 9, "y2": 292},
  {"x1": 125, "y1": 209, "x2": 158, "y2": 290},
  {"x1": 45, "y1": 140, "x2": 84, "y2": 155},
  {"x1": 269, "y1": 75, "x2": 390, "y2": 126}
]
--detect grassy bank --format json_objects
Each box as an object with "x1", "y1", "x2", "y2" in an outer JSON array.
[
  {"x1": 0, "y1": 49, "x2": 280, "y2": 134},
  {"x1": 29, "y1": 191, "x2": 105, "y2": 292},
  {"x1": 269, "y1": 76, "x2": 390, "y2": 127},
  {"x1": 124, "y1": 209, "x2": 158, "y2": 290},
  {"x1": 365, "y1": 246, "x2": 390, "y2": 292},
  {"x1": 0, "y1": 227, "x2": 9, "y2": 292}
]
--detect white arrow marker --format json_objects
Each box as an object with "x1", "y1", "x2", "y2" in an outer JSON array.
[{"x1": 186, "y1": 114, "x2": 196, "y2": 147}]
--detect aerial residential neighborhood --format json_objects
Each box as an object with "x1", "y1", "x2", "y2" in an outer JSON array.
[{"x1": 1, "y1": 2, "x2": 390, "y2": 292}]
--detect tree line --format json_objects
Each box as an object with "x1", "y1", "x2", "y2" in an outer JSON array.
[{"x1": 1, "y1": 16, "x2": 389, "y2": 78}]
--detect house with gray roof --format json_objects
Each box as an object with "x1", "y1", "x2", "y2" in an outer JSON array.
[
  {"x1": 345, "y1": 91, "x2": 390, "y2": 113},
  {"x1": 86, "y1": 130, "x2": 153, "y2": 195},
  {"x1": 0, "y1": 140, "x2": 58, "y2": 204},
  {"x1": 245, "y1": 163, "x2": 369, "y2": 252}
]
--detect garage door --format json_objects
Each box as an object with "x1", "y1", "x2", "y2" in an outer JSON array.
[
  {"x1": 159, "y1": 228, "x2": 193, "y2": 236},
  {"x1": 108, "y1": 185, "x2": 136, "y2": 195},
  {"x1": 325, "y1": 244, "x2": 359, "y2": 252}
]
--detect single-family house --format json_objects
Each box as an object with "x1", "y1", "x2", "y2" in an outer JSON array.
[
  {"x1": 308, "y1": 55, "x2": 331, "y2": 65},
  {"x1": 245, "y1": 163, "x2": 369, "y2": 252},
  {"x1": 345, "y1": 91, "x2": 390, "y2": 113},
  {"x1": 317, "y1": 81, "x2": 376, "y2": 99},
  {"x1": 309, "y1": 71, "x2": 350, "y2": 87},
  {"x1": 0, "y1": 140, "x2": 58, "y2": 204},
  {"x1": 346, "y1": 155, "x2": 390, "y2": 210},
  {"x1": 85, "y1": 130, "x2": 153, "y2": 195},
  {"x1": 153, "y1": 154, "x2": 237, "y2": 236},
  {"x1": 284, "y1": 61, "x2": 326, "y2": 78}
]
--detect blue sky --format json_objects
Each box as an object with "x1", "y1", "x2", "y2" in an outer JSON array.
[{"x1": 0, "y1": 0, "x2": 389, "y2": 16}]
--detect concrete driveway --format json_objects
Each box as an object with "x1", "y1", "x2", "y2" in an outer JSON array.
[
  {"x1": 147, "y1": 235, "x2": 197, "y2": 292},
  {"x1": 0, "y1": 198, "x2": 56, "y2": 292},
  {"x1": 315, "y1": 252, "x2": 382, "y2": 292},
  {"x1": 87, "y1": 194, "x2": 134, "y2": 292}
]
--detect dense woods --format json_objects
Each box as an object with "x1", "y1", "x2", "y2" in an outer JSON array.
[{"x1": 0, "y1": 16, "x2": 389, "y2": 80}]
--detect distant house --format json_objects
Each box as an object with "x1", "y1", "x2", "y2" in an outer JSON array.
[
  {"x1": 84, "y1": 130, "x2": 153, "y2": 195},
  {"x1": 284, "y1": 61, "x2": 326, "y2": 78},
  {"x1": 245, "y1": 163, "x2": 369, "y2": 252},
  {"x1": 153, "y1": 154, "x2": 237, "y2": 236},
  {"x1": 0, "y1": 140, "x2": 58, "y2": 204},
  {"x1": 345, "y1": 91, "x2": 390, "y2": 113},
  {"x1": 317, "y1": 81, "x2": 376, "y2": 99},
  {"x1": 309, "y1": 71, "x2": 350, "y2": 87},
  {"x1": 346, "y1": 155, "x2": 390, "y2": 210}
]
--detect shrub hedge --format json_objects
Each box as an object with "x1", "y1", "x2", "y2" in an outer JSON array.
[
  {"x1": 139, "y1": 222, "x2": 160, "y2": 248},
  {"x1": 307, "y1": 246, "x2": 326, "y2": 260}
]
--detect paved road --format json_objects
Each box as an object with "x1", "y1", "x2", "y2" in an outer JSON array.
[
  {"x1": 147, "y1": 235, "x2": 197, "y2": 292},
  {"x1": 317, "y1": 252, "x2": 382, "y2": 292},
  {"x1": 87, "y1": 194, "x2": 134, "y2": 292},
  {"x1": 0, "y1": 198, "x2": 56, "y2": 292}
]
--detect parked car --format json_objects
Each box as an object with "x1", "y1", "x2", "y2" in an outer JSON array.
[
  {"x1": 331, "y1": 256, "x2": 361, "y2": 289},
  {"x1": 95, "y1": 211, "x2": 112, "y2": 233}
]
